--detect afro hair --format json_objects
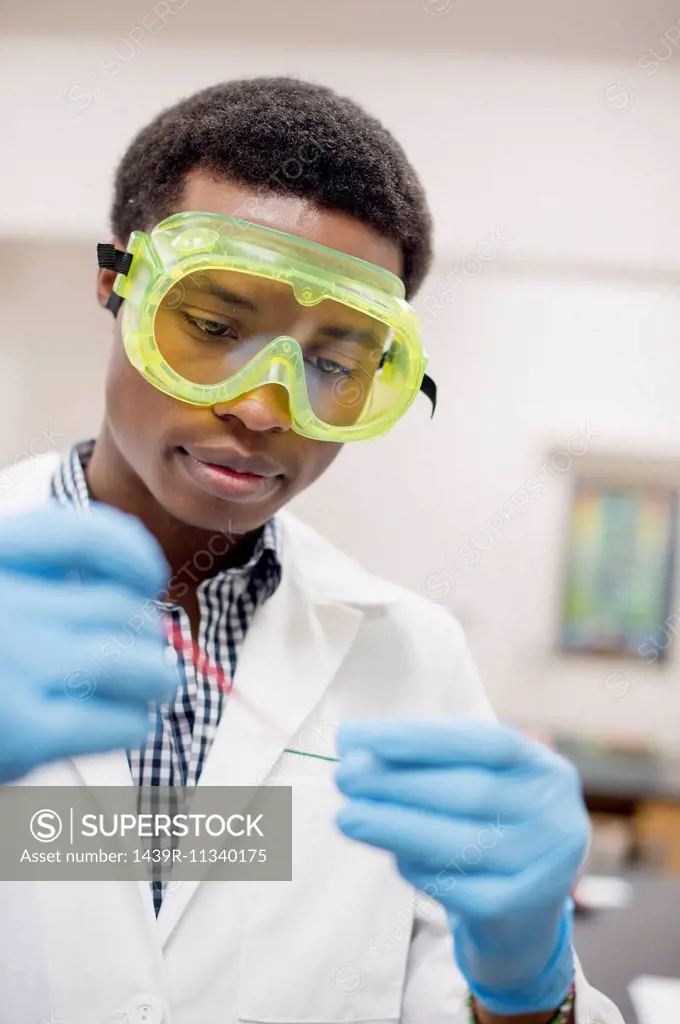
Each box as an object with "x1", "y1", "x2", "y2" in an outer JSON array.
[{"x1": 110, "y1": 76, "x2": 433, "y2": 299}]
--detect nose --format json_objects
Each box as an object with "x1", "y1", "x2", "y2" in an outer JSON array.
[{"x1": 212, "y1": 383, "x2": 292, "y2": 433}]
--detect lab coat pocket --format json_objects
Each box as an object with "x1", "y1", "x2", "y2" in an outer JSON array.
[
  {"x1": 238, "y1": 1017, "x2": 398, "y2": 1024},
  {"x1": 238, "y1": 1017, "x2": 398, "y2": 1023}
]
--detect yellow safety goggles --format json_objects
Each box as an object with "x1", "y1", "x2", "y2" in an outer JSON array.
[{"x1": 98, "y1": 212, "x2": 437, "y2": 442}]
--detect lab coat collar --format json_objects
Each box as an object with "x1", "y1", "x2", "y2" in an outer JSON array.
[{"x1": 275, "y1": 507, "x2": 407, "y2": 608}]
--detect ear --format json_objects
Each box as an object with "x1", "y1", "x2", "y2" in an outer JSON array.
[{"x1": 96, "y1": 235, "x2": 126, "y2": 311}]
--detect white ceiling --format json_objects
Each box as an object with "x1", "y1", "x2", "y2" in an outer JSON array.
[{"x1": 3, "y1": 0, "x2": 679, "y2": 60}]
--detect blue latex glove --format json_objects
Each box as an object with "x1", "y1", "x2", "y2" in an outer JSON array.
[
  {"x1": 0, "y1": 503, "x2": 178, "y2": 784},
  {"x1": 335, "y1": 719, "x2": 589, "y2": 1017}
]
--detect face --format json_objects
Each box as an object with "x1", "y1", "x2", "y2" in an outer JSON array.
[{"x1": 97, "y1": 171, "x2": 403, "y2": 536}]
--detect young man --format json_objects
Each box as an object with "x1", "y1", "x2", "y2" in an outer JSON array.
[{"x1": 0, "y1": 78, "x2": 623, "y2": 1023}]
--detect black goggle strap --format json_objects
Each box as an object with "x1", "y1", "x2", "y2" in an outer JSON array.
[
  {"x1": 97, "y1": 243, "x2": 133, "y2": 317},
  {"x1": 420, "y1": 373, "x2": 438, "y2": 417}
]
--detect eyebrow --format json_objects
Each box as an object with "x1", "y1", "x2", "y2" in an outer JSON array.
[
  {"x1": 182, "y1": 278, "x2": 259, "y2": 313},
  {"x1": 317, "y1": 325, "x2": 386, "y2": 350}
]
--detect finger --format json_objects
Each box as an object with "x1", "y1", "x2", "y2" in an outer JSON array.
[
  {"x1": 0, "y1": 505, "x2": 169, "y2": 597},
  {"x1": 34, "y1": 702, "x2": 153, "y2": 763},
  {"x1": 335, "y1": 757, "x2": 549, "y2": 821},
  {"x1": 399, "y1": 857, "x2": 579, "y2": 922},
  {"x1": 337, "y1": 720, "x2": 545, "y2": 768},
  {"x1": 55, "y1": 639, "x2": 179, "y2": 707},
  {"x1": 336, "y1": 798, "x2": 527, "y2": 872}
]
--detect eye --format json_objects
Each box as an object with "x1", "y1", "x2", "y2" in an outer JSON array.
[
  {"x1": 308, "y1": 356, "x2": 356, "y2": 378},
  {"x1": 179, "y1": 312, "x2": 239, "y2": 340}
]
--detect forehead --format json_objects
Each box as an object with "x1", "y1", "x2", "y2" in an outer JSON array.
[{"x1": 173, "y1": 169, "x2": 404, "y2": 280}]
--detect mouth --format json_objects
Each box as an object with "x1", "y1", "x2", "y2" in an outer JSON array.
[{"x1": 176, "y1": 445, "x2": 284, "y2": 502}]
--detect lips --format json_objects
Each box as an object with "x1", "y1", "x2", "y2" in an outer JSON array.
[
  {"x1": 176, "y1": 445, "x2": 284, "y2": 503},
  {"x1": 178, "y1": 445, "x2": 283, "y2": 479}
]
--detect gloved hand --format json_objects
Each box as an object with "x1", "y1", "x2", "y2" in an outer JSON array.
[
  {"x1": 0, "y1": 503, "x2": 178, "y2": 784},
  {"x1": 335, "y1": 719, "x2": 589, "y2": 1017}
]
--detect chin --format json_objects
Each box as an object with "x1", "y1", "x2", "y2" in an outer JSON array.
[{"x1": 174, "y1": 492, "x2": 278, "y2": 535}]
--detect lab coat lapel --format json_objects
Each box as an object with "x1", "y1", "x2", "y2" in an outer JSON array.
[
  {"x1": 156, "y1": 565, "x2": 364, "y2": 947},
  {"x1": 203, "y1": 570, "x2": 364, "y2": 787}
]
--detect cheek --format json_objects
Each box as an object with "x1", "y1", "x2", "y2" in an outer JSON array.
[
  {"x1": 105, "y1": 331, "x2": 176, "y2": 444},
  {"x1": 296, "y1": 439, "x2": 343, "y2": 487},
  {"x1": 106, "y1": 335, "x2": 138, "y2": 398}
]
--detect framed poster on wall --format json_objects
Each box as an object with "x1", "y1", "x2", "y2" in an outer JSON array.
[{"x1": 560, "y1": 479, "x2": 678, "y2": 662}]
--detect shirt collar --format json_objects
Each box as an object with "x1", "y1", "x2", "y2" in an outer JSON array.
[{"x1": 50, "y1": 439, "x2": 282, "y2": 583}]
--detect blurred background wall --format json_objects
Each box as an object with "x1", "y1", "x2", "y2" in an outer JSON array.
[{"x1": 2, "y1": 0, "x2": 680, "y2": 743}]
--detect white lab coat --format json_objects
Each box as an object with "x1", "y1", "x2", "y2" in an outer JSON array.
[{"x1": 0, "y1": 453, "x2": 625, "y2": 1024}]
